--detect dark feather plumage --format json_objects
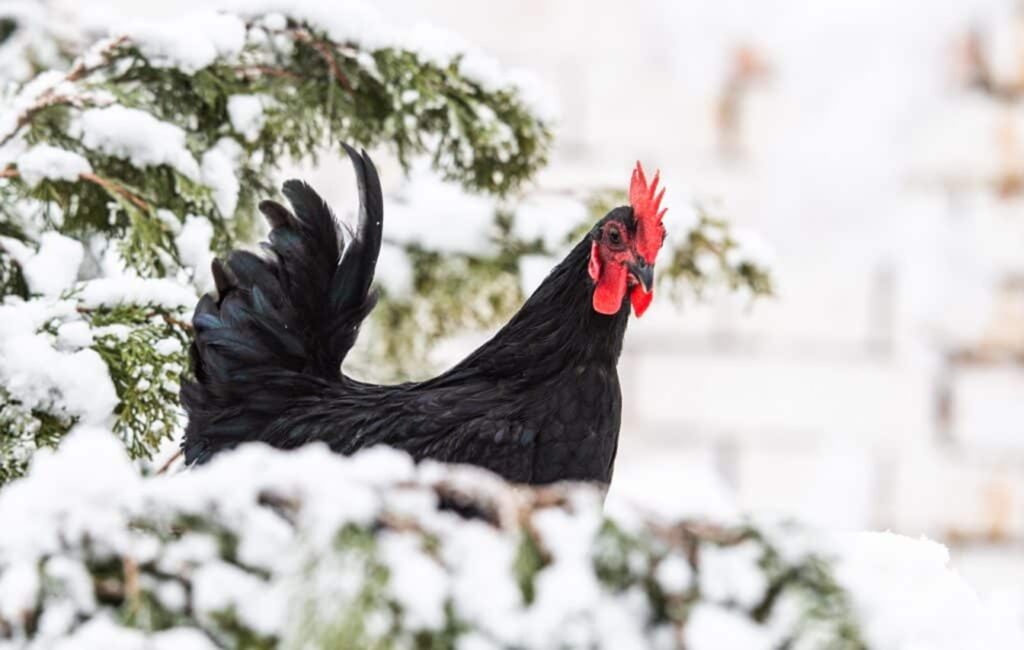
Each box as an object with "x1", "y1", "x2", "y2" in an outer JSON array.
[{"x1": 182, "y1": 145, "x2": 636, "y2": 485}]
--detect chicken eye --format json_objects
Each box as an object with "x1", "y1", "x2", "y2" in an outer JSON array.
[{"x1": 607, "y1": 226, "x2": 622, "y2": 246}]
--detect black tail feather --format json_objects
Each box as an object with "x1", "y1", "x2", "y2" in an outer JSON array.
[{"x1": 182, "y1": 144, "x2": 384, "y2": 464}]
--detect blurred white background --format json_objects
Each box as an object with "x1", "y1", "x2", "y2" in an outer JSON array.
[{"x1": 77, "y1": 0, "x2": 1024, "y2": 626}]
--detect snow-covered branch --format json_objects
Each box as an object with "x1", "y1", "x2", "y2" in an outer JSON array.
[
  {"x1": 0, "y1": 428, "x2": 1016, "y2": 649},
  {"x1": 0, "y1": 3, "x2": 555, "y2": 476}
]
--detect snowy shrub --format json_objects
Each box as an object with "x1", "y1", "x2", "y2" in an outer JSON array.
[
  {"x1": 0, "y1": 427, "x2": 1018, "y2": 650},
  {"x1": 0, "y1": 1, "x2": 772, "y2": 481},
  {"x1": 0, "y1": 1, "x2": 554, "y2": 476}
]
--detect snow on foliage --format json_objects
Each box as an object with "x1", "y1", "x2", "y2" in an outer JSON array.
[
  {"x1": 0, "y1": 232, "x2": 82, "y2": 296},
  {"x1": 14, "y1": 144, "x2": 92, "y2": 188},
  {"x1": 0, "y1": 298, "x2": 117, "y2": 428},
  {"x1": 385, "y1": 165, "x2": 499, "y2": 254},
  {"x1": 0, "y1": 1, "x2": 88, "y2": 85},
  {"x1": 221, "y1": 0, "x2": 558, "y2": 122},
  {"x1": 199, "y1": 138, "x2": 243, "y2": 219},
  {"x1": 0, "y1": 428, "x2": 1017, "y2": 649},
  {"x1": 125, "y1": 11, "x2": 246, "y2": 74},
  {"x1": 72, "y1": 106, "x2": 201, "y2": 181},
  {"x1": 225, "y1": 95, "x2": 270, "y2": 143},
  {"x1": 173, "y1": 216, "x2": 216, "y2": 293},
  {"x1": 76, "y1": 277, "x2": 197, "y2": 310},
  {"x1": 0, "y1": 233, "x2": 192, "y2": 481},
  {"x1": 0, "y1": 1, "x2": 563, "y2": 477}
]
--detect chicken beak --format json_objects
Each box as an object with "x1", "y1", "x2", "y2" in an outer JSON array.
[{"x1": 627, "y1": 258, "x2": 654, "y2": 293}]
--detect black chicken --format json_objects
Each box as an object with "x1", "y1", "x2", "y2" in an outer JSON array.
[{"x1": 181, "y1": 145, "x2": 667, "y2": 486}]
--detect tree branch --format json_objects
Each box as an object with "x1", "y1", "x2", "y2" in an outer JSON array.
[
  {"x1": 293, "y1": 29, "x2": 354, "y2": 92},
  {"x1": 155, "y1": 448, "x2": 184, "y2": 475},
  {"x1": 0, "y1": 37, "x2": 126, "y2": 147},
  {"x1": 79, "y1": 172, "x2": 150, "y2": 212},
  {"x1": 1, "y1": 167, "x2": 151, "y2": 214}
]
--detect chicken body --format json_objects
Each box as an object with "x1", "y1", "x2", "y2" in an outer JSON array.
[
  {"x1": 183, "y1": 146, "x2": 660, "y2": 486},
  {"x1": 264, "y1": 238, "x2": 627, "y2": 484}
]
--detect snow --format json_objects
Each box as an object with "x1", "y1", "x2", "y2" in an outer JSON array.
[
  {"x1": 200, "y1": 138, "x2": 242, "y2": 217},
  {"x1": 457, "y1": 633, "x2": 501, "y2": 650},
  {"x1": 694, "y1": 250, "x2": 719, "y2": 277},
  {"x1": 235, "y1": 507, "x2": 293, "y2": 570},
  {"x1": 386, "y1": 166, "x2": 497, "y2": 253},
  {"x1": 835, "y1": 531, "x2": 1024, "y2": 650},
  {"x1": 154, "y1": 337, "x2": 183, "y2": 356},
  {"x1": 303, "y1": 445, "x2": 413, "y2": 490},
  {"x1": 15, "y1": 144, "x2": 92, "y2": 188},
  {"x1": 0, "y1": 300, "x2": 117, "y2": 426},
  {"x1": 0, "y1": 1, "x2": 79, "y2": 85},
  {"x1": 42, "y1": 615, "x2": 217, "y2": 650},
  {"x1": 0, "y1": 232, "x2": 83, "y2": 297},
  {"x1": 0, "y1": 426, "x2": 138, "y2": 560},
  {"x1": 0, "y1": 428, "x2": 1021, "y2": 647},
  {"x1": 511, "y1": 194, "x2": 585, "y2": 250},
  {"x1": 56, "y1": 321, "x2": 94, "y2": 349},
  {"x1": 378, "y1": 531, "x2": 448, "y2": 630},
  {"x1": 664, "y1": 198, "x2": 701, "y2": 244},
  {"x1": 0, "y1": 70, "x2": 68, "y2": 143},
  {"x1": 373, "y1": 243, "x2": 414, "y2": 297},
  {"x1": 174, "y1": 215, "x2": 216, "y2": 292},
  {"x1": 151, "y1": 628, "x2": 218, "y2": 650},
  {"x1": 517, "y1": 254, "x2": 556, "y2": 296},
  {"x1": 44, "y1": 557, "x2": 96, "y2": 613},
  {"x1": 403, "y1": 22, "x2": 558, "y2": 122},
  {"x1": 523, "y1": 498, "x2": 631, "y2": 648},
  {"x1": 191, "y1": 560, "x2": 284, "y2": 635},
  {"x1": 698, "y1": 540, "x2": 768, "y2": 610},
  {"x1": 221, "y1": 0, "x2": 558, "y2": 121},
  {"x1": 654, "y1": 552, "x2": 693, "y2": 594},
  {"x1": 727, "y1": 227, "x2": 776, "y2": 270},
  {"x1": 0, "y1": 561, "x2": 39, "y2": 624},
  {"x1": 260, "y1": 12, "x2": 287, "y2": 31},
  {"x1": 226, "y1": 95, "x2": 268, "y2": 142},
  {"x1": 154, "y1": 580, "x2": 187, "y2": 613},
  {"x1": 440, "y1": 521, "x2": 522, "y2": 642},
  {"x1": 77, "y1": 277, "x2": 197, "y2": 310},
  {"x1": 384, "y1": 167, "x2": 588, "y2": 263},
  {"x1": 124, "y1": 11, "x2": 246, "y2": 73},
  {"x1": 684, "y1": 604, "x2": 772, "y2": 650},
  {"x1": 156, "y1": 534, "x2": 219, "y2": 576},
  {"x1": 49, "y1": 616, "x2": 146, "y2": 650},
  {"x1": 72, "y1": 106, "x2": 200, "y2": 181},
  {"x1": 605, "y1": 453, "x2": 740, "y2": 525}
]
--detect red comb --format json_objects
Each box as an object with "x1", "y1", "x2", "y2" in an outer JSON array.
[{"x1": 630, "y1": 161, "x2": 667, "y2": 264}]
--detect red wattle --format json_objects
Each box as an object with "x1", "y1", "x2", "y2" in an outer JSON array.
[
  {"x1": 593, "y1": 261, "x2": 628, "y2": 315},
  {"x1": 630, "y1": 287, "x2": 653, "y2": 317}
]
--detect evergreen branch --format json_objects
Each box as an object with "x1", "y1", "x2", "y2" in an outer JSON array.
[
  {"x1": 292, "y1": 28, "x2": 354, "y2": 92},
  {"x1": 65, "y1": 35, "x2": 128, "y2": 81},
  {"x1": 233, "y1": 65, "x2": 301, "y2": 80},
  {"x1": 79, "y1": 171, "x2": 150, "y2": 212},
  {"x1": 0, "y1": 167, "x2": 149, "y2": 211},
  {"x1": 0, "y1": 37, "x2": 125, "y2": 147},
  {"x1": 156, "y1": 310, "x2": 192, "y2": 331}
]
